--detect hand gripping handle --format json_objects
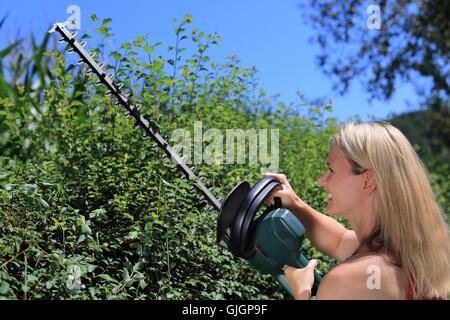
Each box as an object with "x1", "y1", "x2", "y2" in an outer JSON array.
[{"x1": 276, "y1": 254, "x2": 322, "y2": 297}]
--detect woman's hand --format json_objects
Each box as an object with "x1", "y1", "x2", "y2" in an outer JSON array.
[
  {"x1": 263, "y1": 172, "x2": 305, "y2": 211},
  {"x1": 283, "y1": 259, "x2": 318, "y2": 300}
]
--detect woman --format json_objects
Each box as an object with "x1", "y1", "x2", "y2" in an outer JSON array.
[{"x1": 265, "y1": 121, "x2": 449, "y2": 300}]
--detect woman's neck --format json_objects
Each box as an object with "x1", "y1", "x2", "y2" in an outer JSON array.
[
  {"x1": 350, "y1": 214, "x2": 377, "y2": 243},
  {"x1": 347, "y1": 199, "x2": 378, "y2": 243}
]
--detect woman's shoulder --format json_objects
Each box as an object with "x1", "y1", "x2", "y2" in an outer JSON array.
[{"x1": 316, "y1": 252, "x2": 407, "y2": 299}]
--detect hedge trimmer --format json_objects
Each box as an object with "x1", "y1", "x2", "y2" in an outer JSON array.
[{"x1": 49, "y1": 23, "x2": 322, "y2": 297}]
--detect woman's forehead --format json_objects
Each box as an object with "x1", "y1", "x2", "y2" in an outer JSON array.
[{"x1": 328, "y1": 144, "x2": 350, "y2": 167}]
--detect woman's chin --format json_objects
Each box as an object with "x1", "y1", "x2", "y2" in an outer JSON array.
[
  {"x1": 326, "y1": 205, "x2": 345, "y2": 217},
  {"x1": 325, "y1": 201, "x2": 337, "y2": 215}
]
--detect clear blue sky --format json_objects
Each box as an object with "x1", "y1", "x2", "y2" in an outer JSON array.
[{"x1": 1, "y1": 0, "x2": 420, "y2": 122}]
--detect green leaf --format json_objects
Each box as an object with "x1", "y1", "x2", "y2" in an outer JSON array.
[
  {"x1": 122, "y1": 268, "x2": 130, "y2": 281},
  {"x1": 127, "y1": 230, "x2": 139, "y2": 239},
  {"x1": 184, "y1": 14, "x2": 193, "y2": 24},
  {"x1": 110, "y1": 51, "x2": 122, "y2": 61},
  {"x1": 77, "y1": 234, "x2": 85, "y2": 243},
  {"x1": 0, "y1": 40, "x2": 22, "y2": 59},
  {"x1": 90, "y1": 14, "x2": 98, "y2": 22},
  {"x1": 139, "y1": 279, "x2": 147, "y2": 289},
  {"x1": 98, "y1": 274, "x2": 118, "y2": 283},
  {"x1": 0, "y1": 13, "x2": 9, "y2": 30},
  {"x1": 81, "y1": 223, "x2": 92, "y2": 235},
  {"x1": 133, "y1": 261, "x2": 144, "y2": 272},
  {"x1": 144, "y1": 45, "x2": 154, "y2": 54},
  {"x1": 27, "y1": 274, "x2": 38, "y2": 283},
  {"x1": 86, "y1": 264, "x2": 97, "y2": 273},
  {"x1": 89, "y1": 208, "x2": 106, "y2": 219},
  {"x1": 121, "y1": 42, "x2": 131, "y2": 50},
  {"x1": 45, "y1": 279, "x2": 56, "y2": 289},
  {"x1": 39, "y1": 198, "x2": 49, "y2": 209},
  {"x1": 22, "y1": 184, "x2": 37, "y2": 194},
  {"x1": 132, "y1": 35, "x2": 145, "y2": 48},
  {"x1": 0, "y1": 282, "x2": 10, "y2": 295}
]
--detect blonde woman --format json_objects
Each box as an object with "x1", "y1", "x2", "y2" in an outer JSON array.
[{"x1": 265, "y1": 122, "x2": 449, "y2": 300}]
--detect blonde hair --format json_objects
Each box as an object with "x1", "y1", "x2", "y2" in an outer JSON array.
[{"x1": 332, "y1": 121, "x2": 450, "y2": 299}]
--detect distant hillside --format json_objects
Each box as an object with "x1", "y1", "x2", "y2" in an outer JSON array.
[{"x1": 387, "y1": 108, "x2": 449, "y2": 159}]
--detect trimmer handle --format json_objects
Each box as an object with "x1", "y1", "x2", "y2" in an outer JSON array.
[
  {"x1": 297, "y1": 254, "x2": 322, "y2": 296},
  {"x1": 276, "y1": 254, "x2": 322, "y2": 297}
]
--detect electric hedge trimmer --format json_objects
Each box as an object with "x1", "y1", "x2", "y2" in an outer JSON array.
[{"x1": 49, "y1": 23, "x2": 322, "y2": 297}]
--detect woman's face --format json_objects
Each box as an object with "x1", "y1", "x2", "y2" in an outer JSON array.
[{"x1": 317, "y1": 144, "x2": 368, "y2": 217}]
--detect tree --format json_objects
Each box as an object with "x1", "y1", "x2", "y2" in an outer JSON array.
[{"x1": 299, "y1": 0, "x2": 449, "y2": 111}]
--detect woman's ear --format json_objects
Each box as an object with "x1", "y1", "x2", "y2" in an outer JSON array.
[{"x1": 363, "y1": 170, "x2": 377, "y2": 195}]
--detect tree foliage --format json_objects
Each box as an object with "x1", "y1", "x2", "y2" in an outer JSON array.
[{"x1": 299, "y1": 0, "x2": 449, "y2": 111}]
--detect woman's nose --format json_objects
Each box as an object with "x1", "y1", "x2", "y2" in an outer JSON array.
[{"x1": 317, "y1": 174, "x2": 326, "y2": 187}]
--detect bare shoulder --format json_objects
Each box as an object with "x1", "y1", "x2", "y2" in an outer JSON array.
[{"x1": 316, "y1": 253, "x2": 406, "y2": 300}]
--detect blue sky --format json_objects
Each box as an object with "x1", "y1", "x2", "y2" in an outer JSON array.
[{"x1": 1, "y1": 0, "x2": 420, "y2": 122}]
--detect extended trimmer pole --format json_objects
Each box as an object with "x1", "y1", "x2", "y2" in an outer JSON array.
[{"x1": 49, "y1": 23, "x2": 221, "y2": 210}]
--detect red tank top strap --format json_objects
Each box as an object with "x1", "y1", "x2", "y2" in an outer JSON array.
[
  {"x1": 406, "y1": 280, "x2": 416, "y2": 300},
  {"x1": 406, "y1": 279, "x2": 448, "y2": 300}
]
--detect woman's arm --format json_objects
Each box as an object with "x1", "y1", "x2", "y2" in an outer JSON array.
[{"x1": 290, "y1": 200, "x2": 360, "y2": 261}]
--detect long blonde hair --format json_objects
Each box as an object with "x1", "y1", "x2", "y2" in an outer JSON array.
[{"x1": 332, "y1": 121, "x2": 450, "y2": 299}]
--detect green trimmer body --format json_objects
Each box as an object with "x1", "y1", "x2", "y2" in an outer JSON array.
[
  {"x1": 250, "y1": 208, "x2": 322, "y2": 296},
  {"x1": 217, "y1": 176, "x2": 323, "y2": 297}
]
